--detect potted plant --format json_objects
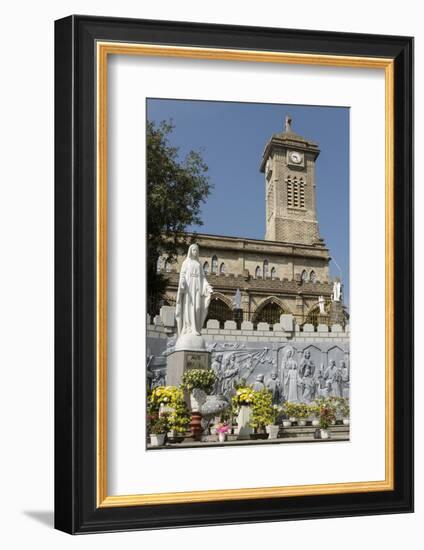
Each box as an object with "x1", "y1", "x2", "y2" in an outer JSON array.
[
  {"x1": 149, "y1": 414, "x2": 169, "y2": 446},
  {"x1": 181, "y1": 369, "x2": 216, "y2": 412},
  {"x1": 309, "y1": 402, "x2": 321, "y2": 426},
  {"x1": 216, "y1": 422, "x2": 230, "y2": 442},
  {"x1": 316, "y1": 400, "x2": 337, "y2": 439},
  {"x1": 282, "y1": 401, "x2": 298, "y2": 426},
  {"x1": 339, "y1": 397, "x2": 350, "y2": 425},
  {"x1": 232, "y1": 386, "x2": 255, "y2": 440},
  {"x1": 266, "y1": 404, "x2": 282, "y2": 439},
  {"x1": 249, "y1": 389, "x2": 274, "y2": 440},
  {"x1": 167, "y1": 399, "x2": 191, "y2": 442},
  {"x1": 148, "y1": 385, "x2": 190, "y2": 442},
  {"x1": 295, "y1": 403, "x2": 310, "y2": 426},
  {"x1": 148, "y1": 385, "x2": 182, "y2": 414}
]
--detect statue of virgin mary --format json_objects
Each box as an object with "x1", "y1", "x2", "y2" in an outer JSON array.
[{"x1": 175, "y1": 244, "x2": 213, "y2": 349}]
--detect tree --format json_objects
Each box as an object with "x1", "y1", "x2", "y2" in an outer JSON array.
[{"x1": 147, "y1": 119, "x2": 211, "y2": 314}]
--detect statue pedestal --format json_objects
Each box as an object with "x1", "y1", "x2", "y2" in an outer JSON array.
[{"x1": 166, "y1": 348, "x2": 211, "y2": 387}]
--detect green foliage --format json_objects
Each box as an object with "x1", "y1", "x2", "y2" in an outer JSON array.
[
  {"x1": 312, "y1": 397, "x2": 337, "y2": 429},
  {"x1": 181, "y1": 369, "x2": 216, "y2": 393},
  {"x1": 282, "y1": 401, "x2": 299, "y2": 419},
  {"x1": 338, "y1": 397, "x2": 350, "y2": 417},
  {"x1": 146, "y1": 120, "x2": 212, "y2": 314},
  {"x1": 147, "y1": 385, "x2": 191, "y2": 434},
  {"x1": 249, "y1": 389, "x2": 275, "y2": 430},
  {"x1": 282, "y1": 401, "x2": 311, "y2": 420},
  {"x1": 150, "y1": 414, "x2": 169, "y2": 434},
  {"x1": 167, "y1": 401, "x2": 191, "y2": 434}
]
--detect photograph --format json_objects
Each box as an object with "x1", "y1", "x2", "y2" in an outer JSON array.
[{"x1": 146, "y1": 99, "x2": 350, "y2": 449}]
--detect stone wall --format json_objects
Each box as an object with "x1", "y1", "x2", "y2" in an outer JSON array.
[{"x1": 146, "y1": 306, "x2": 349, "y2": 359}]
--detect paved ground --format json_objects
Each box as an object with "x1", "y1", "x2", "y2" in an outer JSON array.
[{"x1": 147, "y1": 430, "x2": 350, "y2": 450}]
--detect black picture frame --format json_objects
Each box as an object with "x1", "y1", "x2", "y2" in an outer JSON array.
[{"x1": 55, "y1": 15, "x2": 413, "y2": 534}]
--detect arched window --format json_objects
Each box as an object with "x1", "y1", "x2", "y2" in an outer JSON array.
[
  {"x1": 255, "y1": 266, "x2": 262, "y2": 278},
  {"x1": 211, "y1": 255, "x2": 218, "y2": 274},
  {"x1": 165, "y1": 260, "x2": 172, "y2": 273},
  {"x1": 271, "y1": 267, "x2": 277, "y2": 280},
  {"x1": 253, "y1": 301, "x2": 287, "y2": 328},
  {"x1": 301, "y1": 269, "x2": 307, "y2": 282},
  {"x1": 219, "y1": 262, "x2": 226, "y2": 275},
  {"x1": 310, "y1": 270, "x2": 317, "y2": 283},
  {"x1": 205, "y1": 296, "x2": 233, "y2": 329},
  {"x1": 263, "y1": 259, "x2": 269, "y2": 279},
  {"x1": 203, "y1": 261, "x2": 210, "y2": 275}
]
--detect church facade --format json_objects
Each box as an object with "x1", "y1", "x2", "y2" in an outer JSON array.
[{"x1": 157, "y1": 117, "x2": 342, "y2": 328}]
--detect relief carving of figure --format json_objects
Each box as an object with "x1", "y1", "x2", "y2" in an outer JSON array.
[
  {"x1": 266, "y1": 372, "x2": 281, "y2": 405},
  {"x1": 282, "y1": 348, "x2": 302, "y2": 402},
  {"x1": 299, "y1": 350, "x2": 316, "y2": 378},
  {"x1": 300, "y1": 366, "x2": 317, "y2": 403},
  {"x1": 324, "y1": 359, "x2": 343, "y2": 398},
  {"x1": 220, "y1": 353, "x2": 240, "y2": 398},
  {"x1": 211, "y1": 353, "x2": 223, "y2": 394},
  {"x1": 340, "y1": 360, "x2": 350, "y2": 398},
  {"x1": 252, "y1": 373, "x2": 265, "y2": 392}
]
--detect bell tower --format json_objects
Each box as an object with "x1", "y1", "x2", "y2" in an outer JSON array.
[{"x1": 260, "y1": 115, "x2": 325, "y2": 246}]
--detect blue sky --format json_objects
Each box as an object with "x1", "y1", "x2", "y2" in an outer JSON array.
[{"x1": 147, "y1": 99, "x2": 349, "y2": 305}]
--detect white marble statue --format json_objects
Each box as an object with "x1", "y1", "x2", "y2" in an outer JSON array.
[
  {"x1": 233, "y1": 288, "x2": 242, "y2": 309},
  {"x1": 332, "y1": 280, "x2": 342, "y2": 302},
  {"x1": 318, "y1": 295, "x2": 326, "y2": 314},
  {"x1": 175, "y1": 244, "x2": 213, "y2": 349}
]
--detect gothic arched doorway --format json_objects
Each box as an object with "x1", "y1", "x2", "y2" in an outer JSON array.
[
  {"x1": 252, "y1": 299, "x2": 287, "y2": 329},
  {"x1": 205, "y1": 296, "x2": 233, "y2": 328}
]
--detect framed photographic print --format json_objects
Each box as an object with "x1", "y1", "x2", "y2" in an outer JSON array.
[{"x1": 54, "y1": 15, "x2": 413, "y2": 534}]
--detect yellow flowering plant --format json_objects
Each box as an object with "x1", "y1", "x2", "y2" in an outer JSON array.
[
  {"x1": 148, "y1": 386, "x2": 191, "y2": 435},
  {"x1": 148, "y1": 386, "x2": 184, "y2": 411},
  {"x1": 232, "y1": 386, "x2": 255, "y2": 413}
]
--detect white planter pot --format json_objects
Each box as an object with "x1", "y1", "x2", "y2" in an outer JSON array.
[
  {"x1": 343, "y1": 418, "x2": 350, "y2": 426},
  {"x1": 266, "y1": 425, "x2": 280, "y2": 439},
  {"x1": 150, "y1": 433, "x2": 166, "y2": 446},
  {"x1": 236, "y1": 405, "x2": 253, "y2": 440},
  {"x1": 297, "y1": 419, "x2": 307, "y2": 427},
  {"x1": 218, "y1": 432, "x2": 227, "y2": 443},
  {"x1": 282, "y1": 420, "x2": 292, "y2": 428},
  {"x1": 320, "y1": 429, "x2": 330, "y2": 439},
  {"x1": 312, "y1": 418, "x2": 320, "y2": 427},
  {"x1": 210, "y1": 426, "x2": 217, "y2": 435}
]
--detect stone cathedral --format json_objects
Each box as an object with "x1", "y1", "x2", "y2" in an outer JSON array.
[{"x1": 157, "y1": 116, "x2": 345, "y2": 328}]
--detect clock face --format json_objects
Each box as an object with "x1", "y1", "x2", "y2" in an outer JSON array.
[{"x1": 289, "y1": 151, "x2": 303, "y2": 164}]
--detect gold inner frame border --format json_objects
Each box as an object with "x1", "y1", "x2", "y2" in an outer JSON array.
[{"x1": 96, "y1": 42, "x2": 395, "y2": 508}]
